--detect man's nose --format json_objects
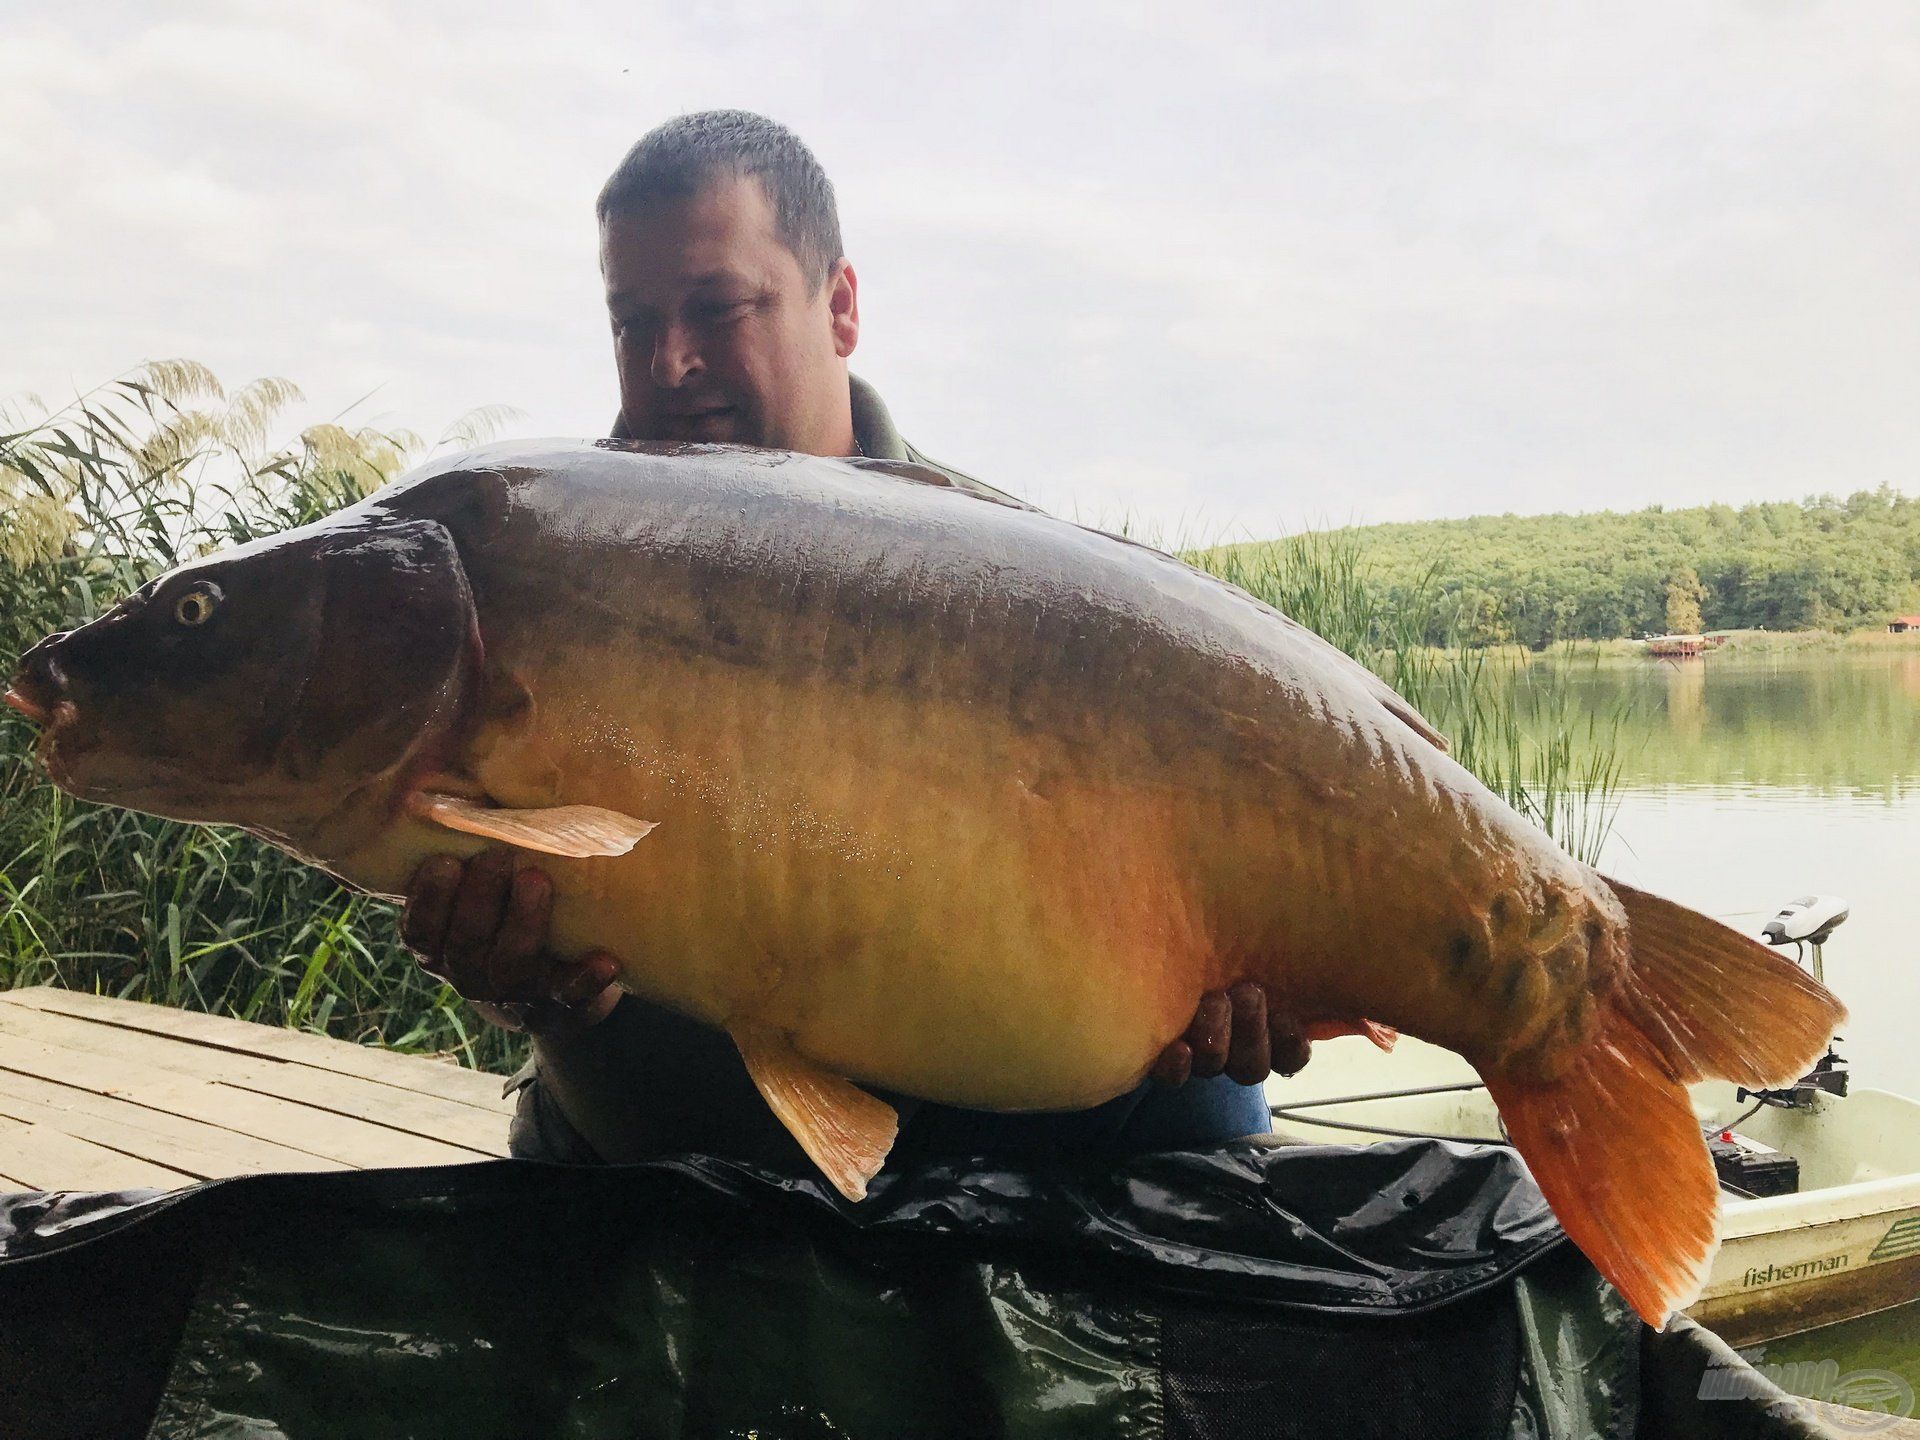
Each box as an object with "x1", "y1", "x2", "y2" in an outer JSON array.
[{"x1": 649, "y1": 320, "x2": 703, "y2": 389}]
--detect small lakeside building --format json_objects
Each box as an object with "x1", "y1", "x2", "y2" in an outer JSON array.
[{"x1": 1643, "y1": 633, "x2": 1729, "y2": 658}]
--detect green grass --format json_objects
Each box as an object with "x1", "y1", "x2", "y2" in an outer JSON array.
[{"x1": 1, "y1": 362, "x2": 1625, "y2": 1073}]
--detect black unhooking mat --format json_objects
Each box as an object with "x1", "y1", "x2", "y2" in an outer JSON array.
[{"x1": 0, "y1": 1138, "x2": 1824, "y2": 1440}]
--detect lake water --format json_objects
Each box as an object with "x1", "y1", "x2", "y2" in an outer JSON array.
[
  {"x1": 1537, "y1": 649, "x2": 1920, "y2": 1098},
  {"x1": 1510, "y1": 647, "x2": 1920, "y2": 1394}
]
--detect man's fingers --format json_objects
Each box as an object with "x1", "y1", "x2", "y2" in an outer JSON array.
[
  {"x1": 440, "y1": 849, "x2": 518, "y2": 991},
  {"x1": 485, "y1": 868, "x2": 553, "y2": 998},
  {"x1": 1150, "y1": 1039, "x2": 1194, "y2": 1087},
  {"x1": 1269, "y1": 1010, "x2": 1313, "y2": 1078},
  {"x1": 1184, "y1": 991, "x2": 1232, "y2": 1079},
  {"x1": 400, "y1": 855, "x2": 463, "y2": 972},
  {"x1": 1225, "y1": 982, "x2": 1272, "y2": 1085}
]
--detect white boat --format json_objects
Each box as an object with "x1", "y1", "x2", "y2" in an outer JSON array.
[{"x1": 1264, "y1": 895, "x2": 1920, "y2": 1346}]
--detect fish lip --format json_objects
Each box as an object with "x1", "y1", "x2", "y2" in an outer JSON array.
[
  {"x1": 5, "y1": 679, "x2": 81, "y2": 788},
  {"x1": 2, "y1": 691, "x2": 48, "y2": 725},
  {"x1": 3, "y1": 685, "x2": 54, "y2": 726}
]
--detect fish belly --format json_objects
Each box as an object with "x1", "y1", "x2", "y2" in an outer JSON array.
[{"x1": 454, "y1": 649, "x2": 1215, "y2": 1113}]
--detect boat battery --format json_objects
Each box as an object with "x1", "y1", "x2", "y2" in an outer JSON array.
[{"x1": 1707, "y1": 1129, "x2": 1799, "y2": 1198}]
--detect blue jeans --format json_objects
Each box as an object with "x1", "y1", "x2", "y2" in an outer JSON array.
[
  {"x1": 508, "y1": 1055, "x2": 1271, "y2": 1168},
  {"x1": 883, "y1": 1074, "x2": 1273, "y2": 1160}
]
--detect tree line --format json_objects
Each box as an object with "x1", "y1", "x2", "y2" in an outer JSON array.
[{"x1": 1221, "y1": 487, "x2": 1920, "y2": 648}]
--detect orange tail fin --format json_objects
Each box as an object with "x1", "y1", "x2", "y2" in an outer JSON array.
[
  {"x1": 1483, "y1": 879, "x2": 1845, "y2": 1329},
  {"x1": 1605, "y1": 880, "x2": 1844, "y2": 1089}
]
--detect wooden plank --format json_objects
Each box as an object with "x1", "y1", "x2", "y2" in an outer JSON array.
[
  {"x1": 217, "y1": 1067, "x2": 508, "y2": 1154},
  {"x1": 0, "y1": 1005, "x2": 508, "y2": 1153},
  {"x1": 0, "y1": 1113, "x2": 197, "y2": 1192},
  {"x1": 0, "y1": 1070, "x2": 351, "y2": 1180},
  {"x1": 0, "y1": 1032, "x2": 490, "y2": 1169},
  {"x1": 0, "y1": 1006, "x2": 508, "y2": 1154},
  {"x1": 0, "y1": 987, "x2": 512, "y2": 1112},
  {"x1": 27, "y1": 987, "x2": 515, "y2": 1110}
]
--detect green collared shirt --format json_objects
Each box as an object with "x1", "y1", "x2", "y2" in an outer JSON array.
[
  {"x1": 611, "y1": 374, "x2": 1031, "y2": 510},
  {"x1": 844, "y1": 375, "x2": 1031, "y2": 508}
]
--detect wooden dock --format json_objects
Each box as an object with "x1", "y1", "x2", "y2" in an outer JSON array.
[{"x1": 0, "y1": 986, "x2": 514, "y2": 1192}]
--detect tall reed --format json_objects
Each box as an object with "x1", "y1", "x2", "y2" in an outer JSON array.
[
  {"x1": 1192, "y1": 532, "x2": 1627, "y2": 865},
  {"x1": 0, "y1": 362, "x2": 526, "y2": 1071}
]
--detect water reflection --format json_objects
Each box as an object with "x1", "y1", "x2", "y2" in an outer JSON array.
[
  {"x1": 1497, "y1": 650, "x2": 1920, "y2": 798},
  {"x1": 1900, "y1": 654, "x2": 1920, "y2": 700},
  {"x1": 1663, "y1": 660, "x2": 1707, "y2": 744}
]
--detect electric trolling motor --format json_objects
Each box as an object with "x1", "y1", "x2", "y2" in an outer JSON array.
[
  {"x1": 1743, "y1": 894, "x2": 1850, "y2": 1109},
  {"x1": 1701, "y1": 895, "x2": 1853, "y2": 1197}
]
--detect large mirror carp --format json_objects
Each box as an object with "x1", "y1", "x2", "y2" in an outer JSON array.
[{"x1": 6, "y1": 440, "x2": 1842, "y2": 1325}]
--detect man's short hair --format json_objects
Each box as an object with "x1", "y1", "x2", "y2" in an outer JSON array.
[{"x1": 596, "y1": 110, "x2": 845, "y2": 288}]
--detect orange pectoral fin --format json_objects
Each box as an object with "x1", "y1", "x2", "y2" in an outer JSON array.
[
  {"x1": 1304, "y1": 1018, "x2": 1399, "y2": 1052},
  {"x1": 408, "y1": 792, "x2": 656, "y2": 859}
]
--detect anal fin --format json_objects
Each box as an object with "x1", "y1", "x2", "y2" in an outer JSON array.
[
  {"x1": 731, "y1": 1022, "x2": 898, "y2": 1201},
  {"x1": 409, "y1": 792, "x2": 656, "y2": 859}
]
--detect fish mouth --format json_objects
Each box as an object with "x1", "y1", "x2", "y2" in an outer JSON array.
[
  {"x1": 3, "y1": 681, "x2": 73, "y2": 732},
  {"x1": 7, "y1": 658, "x2": 83, "y2": 789},
  {"x1": 3, "y1": 686, "x2": 50, "y2": 725},
  {"x1": 8, "y1": 630, "x2": 74, "y2": 732},
  {"x1": 6, "y1": 686, "x2": 80, "y2": 782}
]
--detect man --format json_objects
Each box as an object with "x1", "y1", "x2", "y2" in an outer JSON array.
[
  {"x1": 402, "y1": 110, "x2": 1301, "y2": 1170},
  {"x1": 388, "y1": 116, "x2": 1817, "y2": 1437}
]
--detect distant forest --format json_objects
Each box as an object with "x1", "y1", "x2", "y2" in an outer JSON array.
[{"x1": 1224, "y1": 487, "x2": 1920, "y2": 648}]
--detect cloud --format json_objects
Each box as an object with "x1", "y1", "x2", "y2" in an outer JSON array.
[{"x1": 5, "y1": 1, "x2": 1917, "y2": 534}]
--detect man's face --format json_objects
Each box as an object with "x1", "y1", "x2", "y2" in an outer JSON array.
[{"x1": 601, "y1": 174, "x2": 858, "y2": 454}]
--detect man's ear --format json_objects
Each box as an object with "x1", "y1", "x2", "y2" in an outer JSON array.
[{"x1": 827, "y1": 258, "x2": 859, "y2": 358}]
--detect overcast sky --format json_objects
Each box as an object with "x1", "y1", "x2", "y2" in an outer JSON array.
[{"x1": 5, "y1": 1, "x2": 1916, "y2": 535}]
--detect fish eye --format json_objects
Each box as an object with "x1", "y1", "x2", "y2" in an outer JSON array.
[{"x1": 172, "y1": 584, "x2": 222, "y2": 628}]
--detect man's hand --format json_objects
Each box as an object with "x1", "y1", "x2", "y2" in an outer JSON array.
[
  {"x1": 401, "y1": 849, "x2": 622, "y2": 1040},
  {"x1": 1150, "y1": 981, "x2": 1311, "y2": 1087}
]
